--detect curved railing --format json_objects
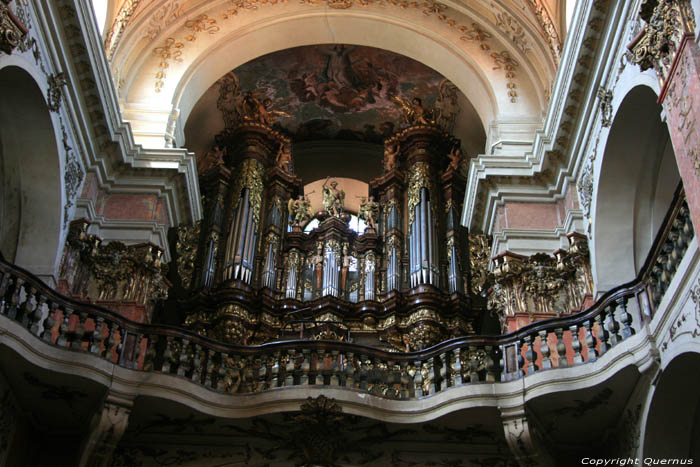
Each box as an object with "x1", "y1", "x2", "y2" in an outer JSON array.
[{"x1": 0, "y1": 189, "x2": 692, "y2": 400}]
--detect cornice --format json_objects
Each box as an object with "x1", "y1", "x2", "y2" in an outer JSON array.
[
  {"x1": 27, "y1": 0, "x2": 201, "y2": 226},
  {"x1": 461, "y1": 0, "x2": 637, "y2": 234}
]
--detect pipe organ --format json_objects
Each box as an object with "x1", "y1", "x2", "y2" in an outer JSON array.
[{"x1": 180, "y1": 121, "x2": 481, "y2": 351}]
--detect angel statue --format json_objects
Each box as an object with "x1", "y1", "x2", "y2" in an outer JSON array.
[
  {"x1": 288, "y1": 194, "x2": 313, "y2": 228},
  {"x1": 242, "y1": 92, "x2": 292, "y2": 126},
  {"x1": 391, "y1": 96, "x2": 434, "y2": 126},
  {"x1": 384, "y1": 143, "x2": 399, "y2": 172},
  {"x1": 358, "y1": 196, "x2": 379, "y2": 230},
  {"x1": 276, "y1": 142, "x2": 293, "y2": 173},
  {"x1": 445, "y1": 145, "x2": 463, "y2": 175},
  {"x1": 322, "y1": 177, "x2": 345, "y2": 217}
]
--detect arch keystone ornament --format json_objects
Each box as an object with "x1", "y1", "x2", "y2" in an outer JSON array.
[{"x1": 500, "y1": 406, "x2": 556, "y2": 467}]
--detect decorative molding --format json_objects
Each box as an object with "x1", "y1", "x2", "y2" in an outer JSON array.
[
  {"x1": 143, "y1": 0, "x2": 523, "y2": 103},
  {"x1": 524, "y1": 0, "x2": 561, "y2": 64},
  {"x1": 47, "y1": 71, "x2": 66, "y2": 112},
  {"x1": 104, "y1": 0, "x2": 141, "y2": 59},
  {"x1": 77, "y1": 392, "x2": 134, "y2": 467},
  {"x1": 0, "y1": 0, "x2": 27, "y2": 55}
]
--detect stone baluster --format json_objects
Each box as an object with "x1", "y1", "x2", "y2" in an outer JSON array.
[
  {"x1": 204, "y1": 349, "x2": 216, "y2": 387},
  {"x1": 162, "y1": 336, "x2": 176, "y2": 373},
  {"x1": 300, "y1": 349, "x2": 311, "y2": 385},
  {"x1": 20, "y1": 286, "x2": 37, "y2": 328},
  {"x1": 57, "y1": 307, "x2": 74, "y2": 347},
  {"x1": 0, "y1": 271, "x2": 11, "y2": 303},
  {"x1": 584, "y1": 319, "x2": 598, "y2": 362},
  {"x1": 554, "y1": 328, "x2": 567, "y2": 367},
  {"x1": 30, "y1": 295, "x2": 47, "y2": 337},
  {"x1": 358, "y1": 354, "x2": 369, "y2": 391},
  {"x1": 538, "y1": 331, "x2": 552, "y2": 370},
  {"x1": 485, "y1": 346, "x2": 497, "y2": 382},
  {"x1": 467, "y1": 346, "x2": 480, "y2": 382},
  {"x1": 617, "y1": 297, "x2": 634, "y2": 339},
  {"x1": 102, "y1": 321, "x2": 118, "y2": 361},
  {"x1": 90, "y1": 317, "x2": 105, "y2": 354},
  {"x1": 570, "y1": 324, "x2": 583, "y2": 364},
  {"x1": 606, "y1": 302, "x2": 621, "y2": 346},
  {"x1": 313, "y1": 351, "x2": 323, "y2": 385},
  {"x1": 7, "y1": 278, "x2": 24, "y2": 320},
  {"x1": 216, "y1": 352, "x2": 228, "y2": 391},
  {"x1": 397, "y1": 361, "x2": 409, "y2": 399},
  {"x1": 143, "y1": 335, "x2": 159, "y2": 371},
  {"x1": 41, "y1": 303, "x2": 59, "y2": 343},
  {"x1": 594, "y1": 312, "x2": 609, "y2": 355},
  {"x1": 241, "y1": 356, "x2": 254, "y2": 392},
  {"x1": 423, "y1": 357, "x2": 435, "y2": 395},
  {"x1": 439, "y1": 352, "x2": 449, "y2": 389},
  {"x1": 132, "y1": 334, "x2": 144, "y2": 370},
  {"x1": 344, "y1": 352, "x2": 355, "y2": 388},
  {"x1": 414, "y1": 360, "x2": 424, "y2": 397},
  {"x1": 191, "y1": 344, "x2": 204, "y2": 383},
  {"x1": 177, "y1": 339, "x2": 191, "y2": 377},
  {"x1": 330, "y1": 350, "x2": 340, "y2": 386},
  {"x1": 452, "y1": 349, "x2": 463, "y2": 385},
  {"x1": 516, "y1": 342, "x2": 525, "y2": 378},
  {"x1": 270, "y1": 351, "x2": 281, "y2": 388},
  {"x1": 284, "y1": 350, "x2": 296, "y2": 387},
  {"x1": 71, "y1": 311, "x2": 88, "y2": 350},
  {"x1": 523, "y1": 335, "x2": 535, "y2": 374}
]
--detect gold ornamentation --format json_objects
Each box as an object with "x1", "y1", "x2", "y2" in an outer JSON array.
[
  {"x1": 358, "y1": 196, "x2": 379, "y2": 229},
  {"x1": 104, "y1": 0, "x2": 140, "y2": 59},
  {"x1": 184, "y1": 14, "x2": 219, "y2": 41},
  {"x1": 1, "y1": 0, "x2": 26, "y2": 55},
  {"x1": 407, "y1": 162, "x2": 433, "y2": 231},
  {"x1": 144, "y1": 0, "x2": 522, "y2": 103},
  {"x1": 322, "y1": 177, "x2": 345, "y2": 217},
  {"x1": 490, "y1": 50, "x2": 519, "y2": 102},
  {"x1": 525, "y1": 0, "x2": 561, "y2": 63},
  {"x1": 630, "y1": 0, "x2": 696, "y2": 85},
  {"x1": 288, "y1": 194, "x2": 313, "y2": 228},
  {"x1": 597, "y1": 86, "x2": 613, "y2": 127},
  {"x1": 487, "y1": 243, "x2": 593, "y2": 329},
  {"x1": 391, "y1": 95, "x2": 436, "y2": 126},
  {"x1": 232, "y1": 158, "x2": 265, "y2": 227},
  {"x1": 152, "y1": 37, "x2": 184, "y2": 93},
  {"x1": 47, "y1": 72, "x2": 67, "y2": 112},
  {"x1": 469, "y1": 234, "x2": 491, "y2": 295},
  {"x1": 176, "y1": 221, "x2": 201, "y2": 290},
  {"x1": 495, "y1": 10, "x2": 530, "y2": 54}
]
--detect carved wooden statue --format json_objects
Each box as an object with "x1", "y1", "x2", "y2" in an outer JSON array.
[{"x1": 322, "y1": 177, "x2": 345, "y2": 217}]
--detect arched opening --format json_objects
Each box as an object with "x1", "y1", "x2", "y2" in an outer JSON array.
[
  {"x1": 0, "y1": 66, "x2": 63, "y2": 283},
  {"x1": 592, "y1": 85, "x2": 680, "y2": 292},
  {"x1": 643, "y1": 352, "x2": 700, "y2": 460}
]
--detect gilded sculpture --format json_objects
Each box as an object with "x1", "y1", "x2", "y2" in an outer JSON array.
[
  {"x1": 276, "y1": 142, "x2": 293, "y2": 173},
  {"x1": 383, "y1": 143, "x2": 399, "y2": 172},
  {"x1": 358, "y1": 196, "x2": 379, "y2": 230},
  {"x1": 241, "y1": 92, "x2": 291, "y2": 126},
  {"x1": 321, "y1": 177, "x2": 345, "y2": 217},
  {"x1": 287, "y1": 193, "x2": 313, "y2": 228},
  {"x1": 445, "y1": 145, "x2": 464, "y2": 175},
  {"x1": 391, "y1": 96, "x2": 435, "y2": 126}
]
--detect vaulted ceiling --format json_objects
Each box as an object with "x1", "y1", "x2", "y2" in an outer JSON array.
[{"x1": 99, "y1": 0, "x2": 565, "y2": 156}]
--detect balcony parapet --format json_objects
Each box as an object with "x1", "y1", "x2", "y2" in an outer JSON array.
[{"x1": 0, "y1": 188, "x2": 692, "y2": 406}]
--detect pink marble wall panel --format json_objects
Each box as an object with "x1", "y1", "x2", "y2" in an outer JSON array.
[
  {"x1": 504, "y1": 202, "x2": 561, "y2": 230},
  {"x1": 99, "y1": 194, "x2": 162, "y2": 222},
  {"x1": 79, "y1": 172, "x2": 99, "y2": 200},
  {"x1": 492, "y1": 205, "x2": 506, "y2": 233},
  {"x1": 662, "y1": 39, "x2": 700, "y2": 238}
]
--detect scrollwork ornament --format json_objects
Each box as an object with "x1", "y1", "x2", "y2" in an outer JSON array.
[
  {"x1": 47, "y1": 72, "x2": 67, "y2": 112},
  {"x1": 0, "y1": 0, "x2": 26, "y2": 55},
  {"x1": 407, "y1": 162, "x2": 432, "y2": 231}
]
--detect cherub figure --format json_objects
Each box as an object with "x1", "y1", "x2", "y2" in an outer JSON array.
[
  {"x1": 446, "y1": 145, "x2": 463, "y2": 174},
  {"x1": 391, "y1": 95, "x2": 434, "y2": 126},
  {"x1": 276, "y1": 142, "x2": 293, "y2": 173},
  {"x1": 241, "y1": 92, "x2": 291, "y2": 126},
  {"x1": 197, "y1": 145, "x2": 226, "y2": 175},
  {"x1": 358, "y1": 196, "x2": 379, "y2": 230},
  {"x1": 384, "y1": 143, "x2": 399, "y2": 172},
  {"x1": 287, "y1": 194, "x2": 313, "y2": 228},
  {"x1": 322, "y1": 177, "x2": 345, "y2": 217}
]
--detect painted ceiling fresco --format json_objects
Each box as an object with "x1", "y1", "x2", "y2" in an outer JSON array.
[{"x1": 217, "y1": 44, "x2": 461, "y2": 143}]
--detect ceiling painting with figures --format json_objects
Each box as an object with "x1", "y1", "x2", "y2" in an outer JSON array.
[{"x1": 215, "y1": 44, "x2": 463, "y2": 143}]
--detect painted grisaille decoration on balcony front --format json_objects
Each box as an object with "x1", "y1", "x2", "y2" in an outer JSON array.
[{"x1": 177, "y1": 93, "x2": 481, "y2": 351}]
